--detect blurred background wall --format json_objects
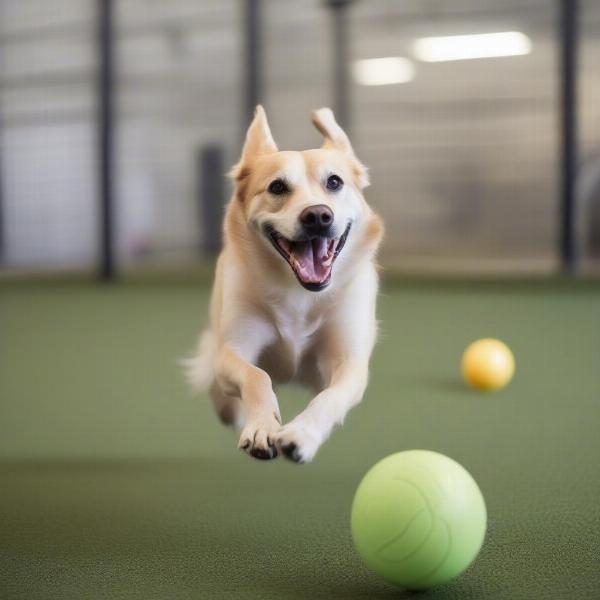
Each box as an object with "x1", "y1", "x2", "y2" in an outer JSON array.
[{"x1": 0, "y1": 0, "x2": 599, "y2": 276}]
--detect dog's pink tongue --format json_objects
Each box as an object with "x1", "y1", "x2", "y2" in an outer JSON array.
[{"x1": 291, "y1": 238, "x2": 330, "y2": 283}]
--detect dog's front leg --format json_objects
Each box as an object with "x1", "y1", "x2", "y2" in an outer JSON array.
[
  {"x1": 276, "y1": 359, "x2": 369, "y2": 463},
  {"x1": 216, "y1": 333, "x2": 282, "y2": 460},
  {"x1": 275, "y1": 266, "x2": 378, "y2": 463}
]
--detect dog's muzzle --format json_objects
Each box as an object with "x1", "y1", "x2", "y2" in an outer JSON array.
[{"x1": 264, "y1": 222, "x2": 351, "y2": 292}]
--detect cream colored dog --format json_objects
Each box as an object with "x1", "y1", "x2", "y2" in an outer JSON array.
[{"x1": 185, "y1": 106, "x2": 383, "y2": 463}]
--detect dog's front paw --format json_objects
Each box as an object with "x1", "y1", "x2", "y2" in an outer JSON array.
[
  {"x1": 238, "y1": 413, "x2": 280, "y2": 460},
  {"x1": 275, "y1": 419, "x2": 323, "y2": 464}
]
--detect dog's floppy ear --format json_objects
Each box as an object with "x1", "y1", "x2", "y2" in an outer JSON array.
[
  {"x1": 311, "y1": 107, "x2": 369, "y2": 189},
  {"x1": 311, "y1": 107, "x2": 353, "y2": 154}
]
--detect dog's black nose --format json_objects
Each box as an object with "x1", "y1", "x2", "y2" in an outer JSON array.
[{"x1": 299, "y1": 204, "x2": 333, "y2": 236}]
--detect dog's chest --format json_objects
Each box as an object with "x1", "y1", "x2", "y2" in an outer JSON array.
[
  {"x1": 262, "y1": 302, "x2": 324, "y2": 381},
  {"x1": 277, "y1": 313, "x2": 321, "y2": 354}
]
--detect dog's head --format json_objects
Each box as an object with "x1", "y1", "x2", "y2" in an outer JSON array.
[{"x1": 229, "y1": 106, "x2": 381, "y2": 292}]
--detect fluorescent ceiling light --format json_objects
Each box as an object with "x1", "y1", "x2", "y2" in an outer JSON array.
[
  {"x1": 353, "y1": 57, "x2": 415, "y2": 86},
  {"x1": 413, "y1": 31, "x2": 532, "y2": 62}
]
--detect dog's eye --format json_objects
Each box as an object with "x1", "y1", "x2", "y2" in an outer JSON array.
[
  {"x1": 326, "y1": 174, "x2": 344, "y2": 191},
  {"x1": 267, "y1": 179, "x2": 289, "y2": 196}
]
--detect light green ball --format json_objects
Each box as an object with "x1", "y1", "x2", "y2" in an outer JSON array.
[{"x1": 351, "y1": 450, "x2": 487, "y2": 590}]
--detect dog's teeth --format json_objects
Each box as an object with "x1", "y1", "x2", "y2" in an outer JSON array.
[{"x1": 278, "y1": 238, "x2": 291, "y2": 253}]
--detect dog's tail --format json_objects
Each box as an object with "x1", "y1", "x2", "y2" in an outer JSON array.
[{"x1": 182, "y1": 330, "x2": 217, "y2": 392}]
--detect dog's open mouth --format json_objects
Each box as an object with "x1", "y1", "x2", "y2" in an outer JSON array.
[{"x1": 265, "y1": 223, "x2": 351, "y2": 291}]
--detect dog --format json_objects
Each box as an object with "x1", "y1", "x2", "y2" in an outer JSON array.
[{"x1": 185, "y1": 106, "x2": 383, "y2": 463}]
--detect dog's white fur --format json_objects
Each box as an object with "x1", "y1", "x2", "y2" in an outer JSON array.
[{"x1": 185, "y1": 106, "x2": 383, "y2": 463}]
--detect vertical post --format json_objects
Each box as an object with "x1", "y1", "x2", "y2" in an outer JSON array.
[
  {"x1": 197, "y1": 144, "x2": 225, "y2": 256},
  {"x1": 97, "y1": 0, "x2": 116, "y2": 280},
  {"x1": 0, "y1": 117, "x2": 4, "y2": 265},
  {"x1": 244, "y1": 0, "x2": 262, "y2": 128},
  {"x1": 559, "y1": 0, "x2": 579, "y2": 273},
  {"x1": 326, "y1": 0, "x2": 352, "y2": 130}
]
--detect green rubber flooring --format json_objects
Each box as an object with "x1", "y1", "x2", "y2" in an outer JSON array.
[{"x1": 1, "y1": 278, "x2": 599, "y2": 599}]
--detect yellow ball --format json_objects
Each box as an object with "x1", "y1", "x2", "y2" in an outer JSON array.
[{"x1": 461, "y1": 338, "x2": 515, "y2": 391}]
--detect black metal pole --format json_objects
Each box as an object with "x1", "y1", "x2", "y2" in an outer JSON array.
[
  {"x1": 0, "y1": 115, "x2": 4, "y2": 265},
  {"x1": 559, "y1": 0, "x2": 579, "y2": 273},
  {"x1": 244, "y1": 0, "x2": 262, "y2": 127},
  {"x1": 97, "y1": 0, "x2": 115, "y2": 280},
  {"x1": 327, "y1": 0, "x2": 352, "y2": 130},
  {"x1": 197, "y1": 144, "x2": 225, "y2": 256}
]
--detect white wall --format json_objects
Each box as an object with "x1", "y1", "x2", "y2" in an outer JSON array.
[
  {"x1": 1, "y1": 0, "x2": 599, "y2": 272},
  {"x1": 0, "y1": 0, "x2": 96, "y2": 268}
]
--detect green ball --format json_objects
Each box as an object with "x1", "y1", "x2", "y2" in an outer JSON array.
[{"x1": 351, "y1": 450, "x2": 487, "y2": 590}]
